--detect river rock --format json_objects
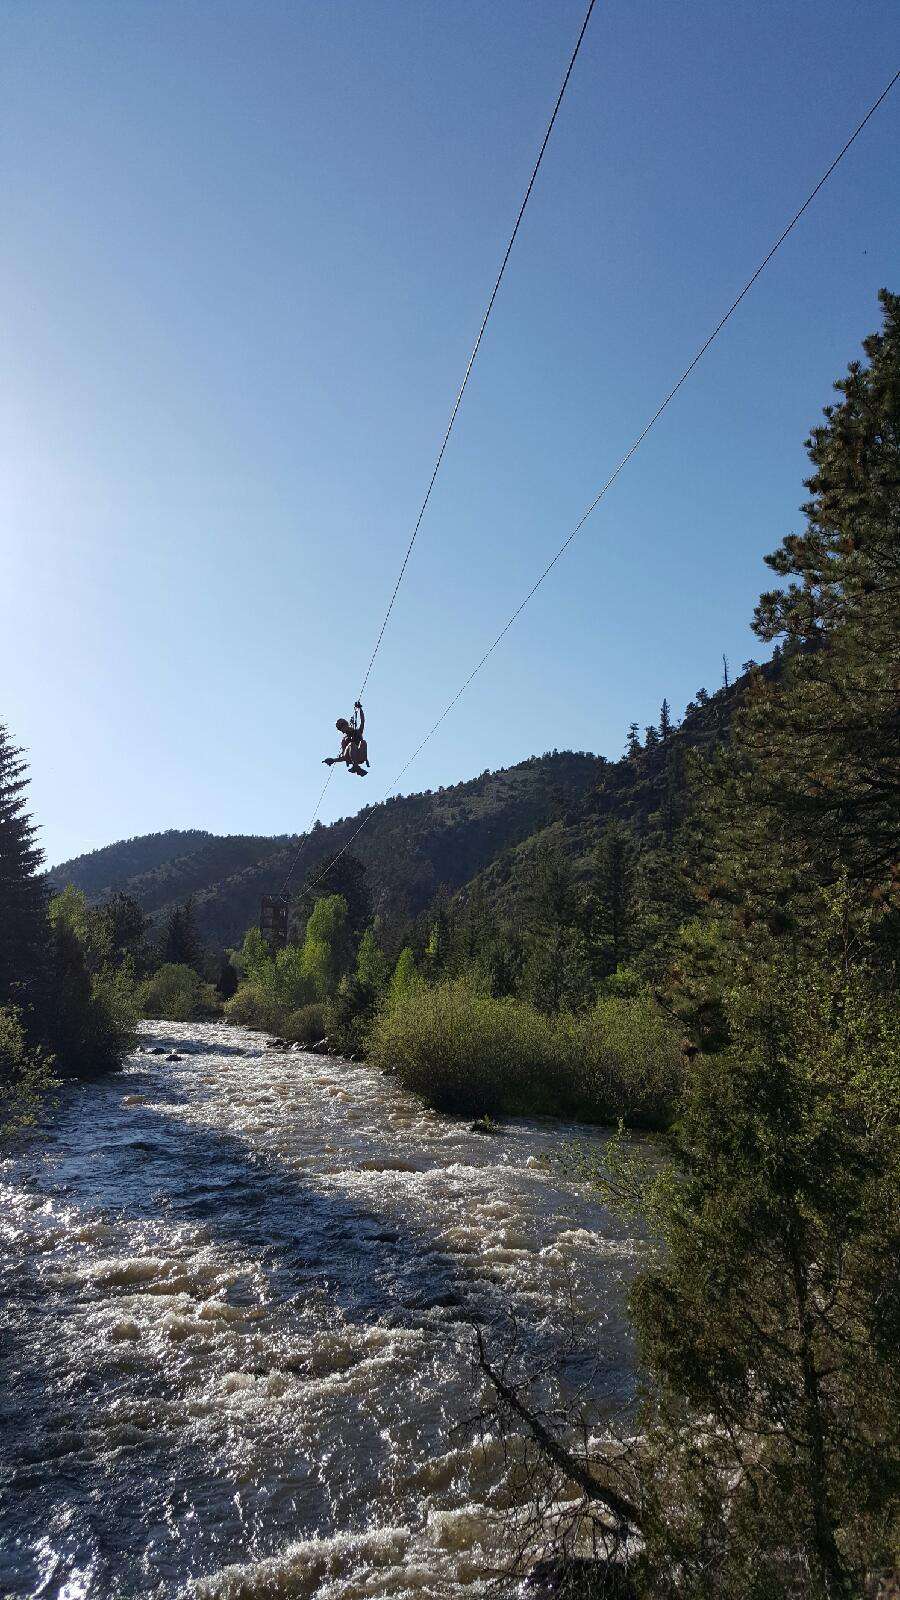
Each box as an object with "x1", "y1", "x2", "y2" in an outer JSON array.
[{"x1": 470, "y1": 1116, "x2": 502, "y2": 1135}]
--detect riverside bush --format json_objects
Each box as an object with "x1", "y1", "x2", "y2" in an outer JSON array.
[
  {"x1": 568, "y1": 994, "x2": 682, "y2": 1127},
  {"x1": 139, "y1": 963, "x2": 219, "y2": 1022},
  {"x1": 369, "y1": 980, "x2": 679, "y2": 1125},
  {"x1": 223, "y1": 986, "x2": 328, "y2": 1045},
  {"x1": 283, "y1": 1001, "x2": 328, "y2": 1044},
  {"x1": 0, "y1": 1005, "x2": 59, "y2": 1137}
]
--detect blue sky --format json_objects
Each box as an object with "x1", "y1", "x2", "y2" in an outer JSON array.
[{"x1": 2, "y1": 1, "x2": 898, "y2": 867}]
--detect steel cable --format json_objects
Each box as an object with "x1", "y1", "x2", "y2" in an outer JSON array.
[{"x1": 292, "y1": 68, "x2": 899, "y2": 900}]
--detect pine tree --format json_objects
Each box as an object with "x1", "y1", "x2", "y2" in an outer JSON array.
[
  {"x1": 637, "y1": 292, "x2": 900, "y2": 1591},
  {"x1": 659, "y1": 699, "x2": 672, "y2": 741},
  {"x1": 216, "y1": 955, "x2": 239, "y2": 999},
  {"x1": 626, "y1": 722, "x2": 641, "y2": 758},
  {"x1": 749, "y1": 288, "x2": 900, "y2": 902},
  {"x1": 162, "y1": 897, "x2": 203, "y2": 972},
  {"x1": 0, "y1": 723, "x2": 48, "y2": 1014},
  {"x1": 591, "y1": 820, "x2": 637, "y2": 976}
]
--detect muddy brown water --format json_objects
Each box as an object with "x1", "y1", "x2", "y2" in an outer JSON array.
[{"x1": 0, "y1": 1022, "x2": 643, "y2": 1598}]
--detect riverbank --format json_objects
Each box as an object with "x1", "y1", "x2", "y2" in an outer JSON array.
[{"x1": 216, "y1": 977, "x2": 681, "y2": 1131}]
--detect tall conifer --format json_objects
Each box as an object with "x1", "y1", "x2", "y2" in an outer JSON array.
[{"x1": 0, "y1": 723, "x2": 47, "y2": 1012}]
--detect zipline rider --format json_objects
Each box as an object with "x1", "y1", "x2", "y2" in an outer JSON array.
[{"x1": 323, "y1": 701, "x2": 369, "y2": 777}]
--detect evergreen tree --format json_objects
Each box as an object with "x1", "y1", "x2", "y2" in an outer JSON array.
[
  {"x1": 216, "y1": 954, "x2": 239, "y2": 1000},
  {"x1": 659, "y1": 698, "x2": 672, "y2": 741},
  {"x1": 749, "y1": 288, "x2": 900, "y2": 904},
  {"x1": 630, "y1": 292, "x2": 900, "y2": 1593},
  {"x1": 297, "y1": 853, "x2": 369, "y2": 943},
  {"x1": 0, "y1": 724, "x2": 47, "y2": 1015},
  {"x1": 162, "y1": 897, "x2": 203, "y2": 972},
  {"x1": 590, "y1": 820, "x2": 637, "y2": 976},
  {"x1": 101, "y1": 893, "x2": 147, "y2": 966},
  {"x1": 520, "y1": 844, "x2": 592, "y2": 1012},
  {"x1": 632, "y1": 903, "x2": 900, "y2": 1599},
  {"x1": 626, "y1": 721, "x2": 642, "y2": 758}
]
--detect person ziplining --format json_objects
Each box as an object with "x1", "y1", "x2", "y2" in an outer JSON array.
[{"x1": 323, "y1": 701, "x2": 369, "y2": 777}]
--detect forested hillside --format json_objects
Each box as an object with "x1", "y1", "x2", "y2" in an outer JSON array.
[
  {"x1": 48, "y1": 829, "x2": 216, "y2": 899},
  {"x1": 49, "y1": 752, "x2": 605, "y2": 950}
]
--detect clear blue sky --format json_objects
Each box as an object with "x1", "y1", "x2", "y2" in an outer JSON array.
[{"x1": 2, "y1": 1, "x2": 897, "y2": 867}]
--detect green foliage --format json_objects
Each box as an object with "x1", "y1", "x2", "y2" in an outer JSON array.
[
  {"x1": 0, "y1": 722, "x2": 47, "y2": 1016},
  {"x1": 568, "y1": 992, "x2": 682, "y2": 1126},
  {"x1": 232, "y1": 925, "x2": 270, "y2": 981},
  {"x1": 389, "y1": 947, "x2": 420, "y2": 1002},
  {"x1": 224, "y1": 895, "x2": 352, "y2": 1036},
  {"x1": 297, "y1": 896, "x2": 347, "y2": 992},
  {"x1": 590, "y1": 292, "x2": 900, "y2": 1597},
  {"x1": 355, "y1": 926, "x2": 389, "y2": 1000},
  {"x1": 627, "y1": 911, "x2": 900, "y2": 1598},
  {"x1": 296, "y1": 853, "x2": 370, "y2": 945},
  {"x1": 588, "y1": 820, "x2": 637, "y2": 977},
  {"x1": 282, "y1": 1001, "x2": 328, "y2": 1045},
  {"x1": 216, "y1": 954, "x2": 239, "y2": 999},
  {"x1": 0, "y1": 1005, "x2": 58, "y2": 1137},
  {"x1": 370, "y1": 978, "x2": 679, "y2": 1124},
  {"x1": 46, "y1": 888, "x2": 138, "y2": 1075},
  {"x1": 100, "y1": 893, "x2": 149, "y2": 970},
  {"x1": 161, "y1": 896, "x2": 203, "y2": 973},
  {"x1": 138, "y1": 963, "x2": 219, "y2": 1022}
]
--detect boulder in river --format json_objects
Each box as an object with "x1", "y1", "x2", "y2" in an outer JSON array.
[{"x1": 470, "y1": 1115, "x2": 503, "y2": 1135}]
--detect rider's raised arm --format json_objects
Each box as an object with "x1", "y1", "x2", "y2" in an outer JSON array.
[{"x1": 354, "y1": 701, "x2": 365, "y2": 737}]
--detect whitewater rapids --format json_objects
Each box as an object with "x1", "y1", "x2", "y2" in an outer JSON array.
[{"x1": 0, "y1": 1022, "x2": 642, "y2": 1598}]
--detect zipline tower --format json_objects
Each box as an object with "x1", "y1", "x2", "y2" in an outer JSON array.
[{"x1": 259, "y1": 894, "x2": 289, "y2": 954}]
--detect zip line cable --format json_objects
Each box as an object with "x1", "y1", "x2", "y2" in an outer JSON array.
[
  {"x1": 355, "y1": 0, "x2": 598, "y2": 705},
  {"x1": 287, "y1": 66, "x2": 899, "y2": 902},
  {"x1": 278, "y1": 0, "x2": 598, "y2": 897}
]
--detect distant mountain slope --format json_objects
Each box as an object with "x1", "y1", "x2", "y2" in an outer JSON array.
[
  {"x1": 48, "y1": 753, "x2": 604, "y2": 950},
  {"x1": 453, "y1": 669, "x2": 761, "y2": 926},
  {"x1": 184, "y1": 750, "x2": 605, "y2": 948},
  {"x1": 93, "y1": 834, "x2": 296, "y2": 916},
  {"x1": 47, "y1": 829, "x2": 215, "y2": 898}
]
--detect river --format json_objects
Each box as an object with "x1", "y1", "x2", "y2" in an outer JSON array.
[{"x1": 0, "y1": 1022, "x2": 642, "y2": 1599}]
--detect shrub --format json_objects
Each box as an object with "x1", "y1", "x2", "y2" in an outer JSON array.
[
  {"x1": 139, "y1": 963, "x2": 219, "y2": 1022},
  {"x1": 283, "y1": 1001, "x2": 328, "y2": 1044},
  {"x1": 370, "y1": 979, "x2": 679, "y2": 1125},
  {"x1": 0, "y1": 1005, "x2": 59, "y2": 1137},
  {"x1": 224, "y1": 983, "x2": 284, "y2": 1032},
  {"x1": 568, "y1": 993, "x2": 682, "y2": 1126}
]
